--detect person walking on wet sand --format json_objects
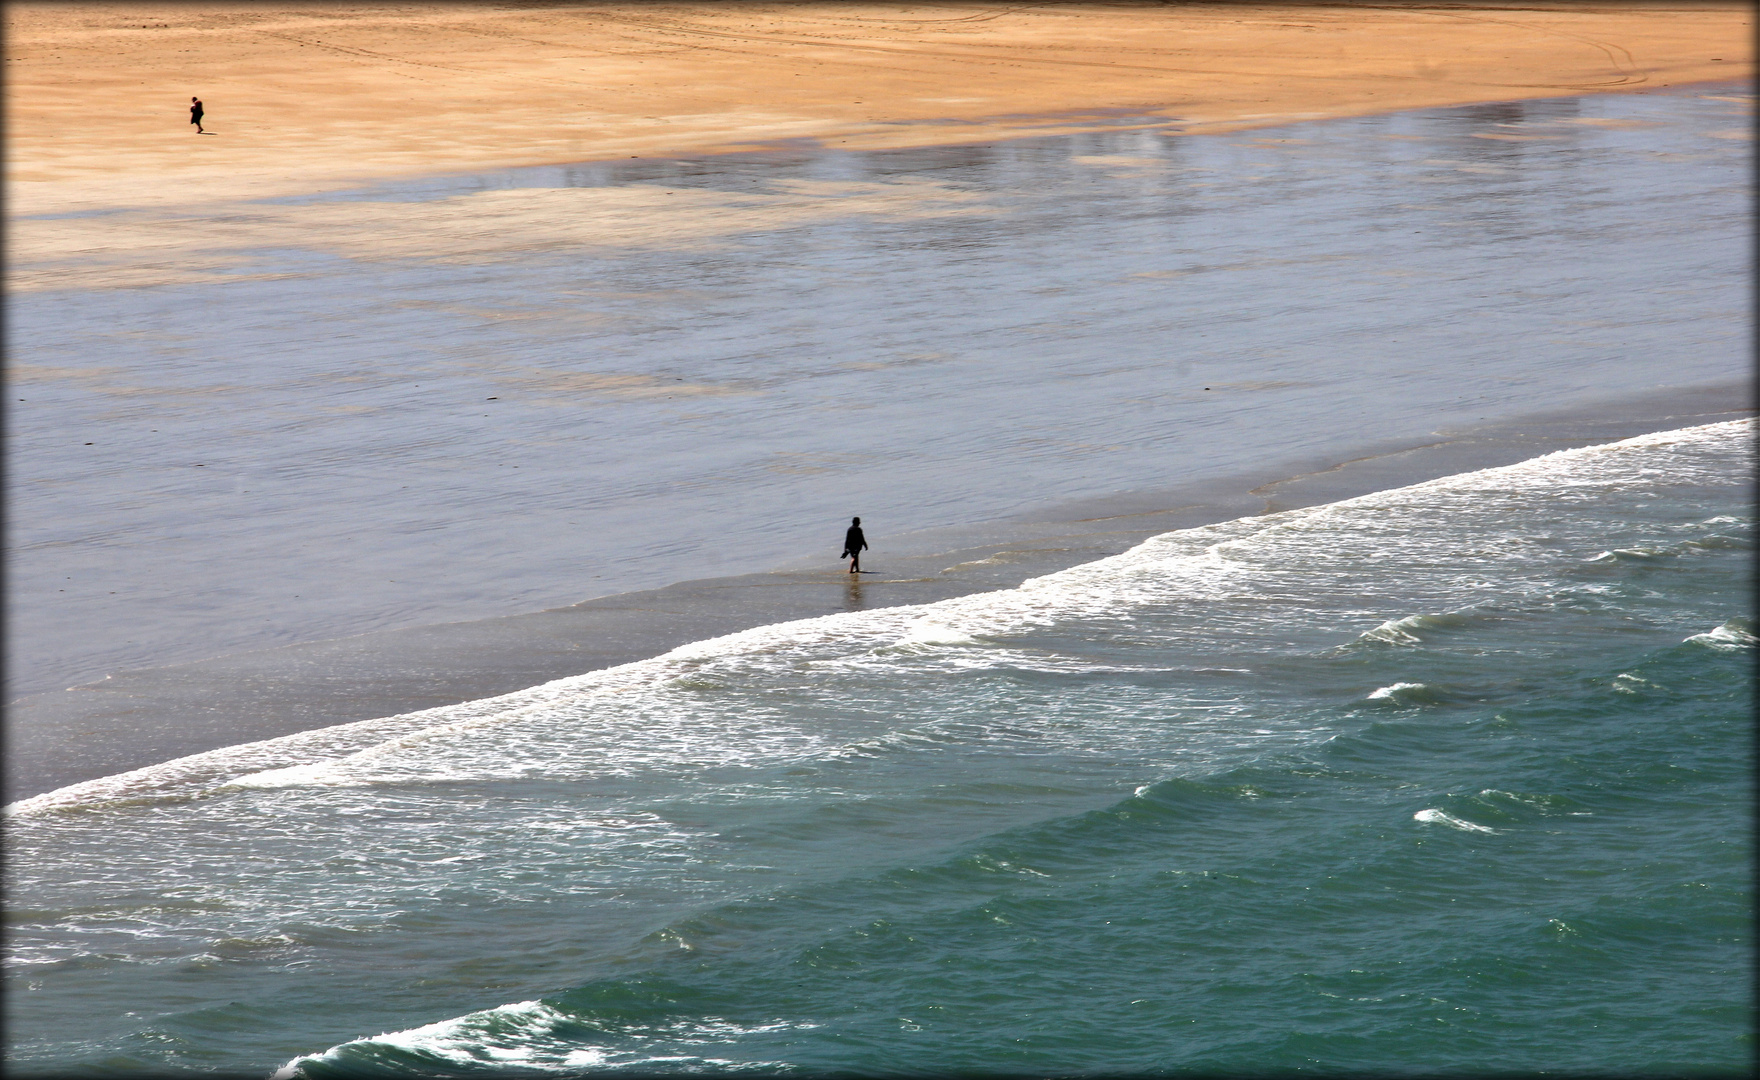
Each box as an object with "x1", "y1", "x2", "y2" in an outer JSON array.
[
  {"x1": 842, "y1": 517, "x2": 868, "y2": 574},
  {"x1": 189, "y1": 96, "x2": 204, "y2": 133}
]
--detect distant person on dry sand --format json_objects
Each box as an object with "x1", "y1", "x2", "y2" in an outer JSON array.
[
  {"x1": 842, "y1": 517, "x2": 868, "y2": 574},
  {"x1": 189, "y1": 96, "x2": 204, "y2": 133}
]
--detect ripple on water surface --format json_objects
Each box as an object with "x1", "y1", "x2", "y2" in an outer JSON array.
[{"x1": 6, "y1": 420, "x2": 1752, "y2": 1076}]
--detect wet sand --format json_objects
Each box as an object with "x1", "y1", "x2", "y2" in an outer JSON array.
[
  {"x1": 8, "y1": 381, "x2": 1749, "y2": 799},
  {"x1": 6, "y1": 2, "x2": 1750, "y2": 217},
  {"x1": 13, "y1": 79, "x2": 1752, "y2": 702},
  {"x1": 5, "y1": 6, "x2": 1753, "y2": 800}
]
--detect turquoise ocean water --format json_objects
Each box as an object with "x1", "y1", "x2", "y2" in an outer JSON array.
[{"x1": 7, "y1": 419, "x2": 1752, "y2": 1075}]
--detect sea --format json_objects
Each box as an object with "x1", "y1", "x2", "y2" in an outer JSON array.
[{"x1": 5, "y1": 87, "x2": 1753, "y2": 1076}]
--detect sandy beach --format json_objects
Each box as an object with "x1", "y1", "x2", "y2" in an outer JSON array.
[
  {"x1": 6, "y1": 1, "x2": 1750, "y2": 217},
  {"x1": 6, "y1": 10, "x2": 1756, "y2": 1071},
  {"x1": 8, "y1": 384, "x2": 1749, "y2": 798},
  {"x1": 5, "y1": 4, "x2": 1753, "y2": 797}
]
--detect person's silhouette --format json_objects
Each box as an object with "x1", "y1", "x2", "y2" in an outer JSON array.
[
  {"x1": 190, "y1": 96, "x2": 204, "y2": 133},
  {"x1": 841, "y1": 517, "x2": 868, "y2": 574}
]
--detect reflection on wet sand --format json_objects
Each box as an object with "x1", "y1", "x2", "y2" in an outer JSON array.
[
  {"x1": 7, "y1": 85, "x2": 1751, "y2": 730},
  {"x1": 8, "y1": 178, "x2": 998, "y2": 293}
]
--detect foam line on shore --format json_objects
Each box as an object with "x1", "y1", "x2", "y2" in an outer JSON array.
[
  {"x1": 6, "y1": 383, "x2": 1750, "y2": 802},
  {"x1": 10, "y1": 417, "x2": 1750, "y2": 818}
]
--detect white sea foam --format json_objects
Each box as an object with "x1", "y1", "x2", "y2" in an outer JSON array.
[
  {"x1": 8, "y1": 418, "x2": 1751, "y2": 819},
  {"x1": 274, "y1": 999, "x2": 812, "y2": 1078},
  {"x1": 1360, "y1": 618, "x2": 1426, "y2": 647},
  {"x1": 1612, "y1": 672, "x2": 1662, "y2": 695},
  {"x1": 1684, "y1": 619, "x2": 1756, "y2": 650},
  {"x1": 9, "y1": 417, "x2": 1751, "y2": 1073},
  {"x1": 886, "y1": 617, "x2": 992, "y2": 650},
  {"x1": 1413, "y1": 808, "x2": 1500, "y2": 833},
  {"x1": 1367, "y1": 682, "x2": 1431, "y2": 702},
  {"x1": 270, "y1": 1000, "x2": 563, "y2": 1078}
]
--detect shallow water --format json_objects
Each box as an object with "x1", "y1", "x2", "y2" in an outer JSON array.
[
  {"x1": 7, "y1": 86, "x2": 1751, "y2": 698},
  {"x1": 6, "y1": 420, "x2": 1752, "y2": 1075}
]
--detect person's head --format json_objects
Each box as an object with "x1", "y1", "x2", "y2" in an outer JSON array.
[
  {"x1": 192, "y1": 96, "x2": 199, "y2": 102},
  {"x1": 851, "y1": 517, "x2": 860, "y2": 525}
]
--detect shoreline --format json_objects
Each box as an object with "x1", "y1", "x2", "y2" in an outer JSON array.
[
  {"x1": 6, "y1": 2, "x2": 1751, "y2": 217},
  {"x1": 6, "y1": 4, "x2": 1753, "y2": 799},
  {"x1": 8, "y1": 380, "x2": 1750, "y2": 801}
]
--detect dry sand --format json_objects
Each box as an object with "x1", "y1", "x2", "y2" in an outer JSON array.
[{"x1": 7, "y1": 1, "x2": 1751, "y2": 217}]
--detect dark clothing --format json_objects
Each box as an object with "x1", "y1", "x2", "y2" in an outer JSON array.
[
  {"x1": 190, "y1": 102, "x2": 203, "y2": 124},
  {"x1": 842, "y1": 526, "x2": 867, "y2": 559}
]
